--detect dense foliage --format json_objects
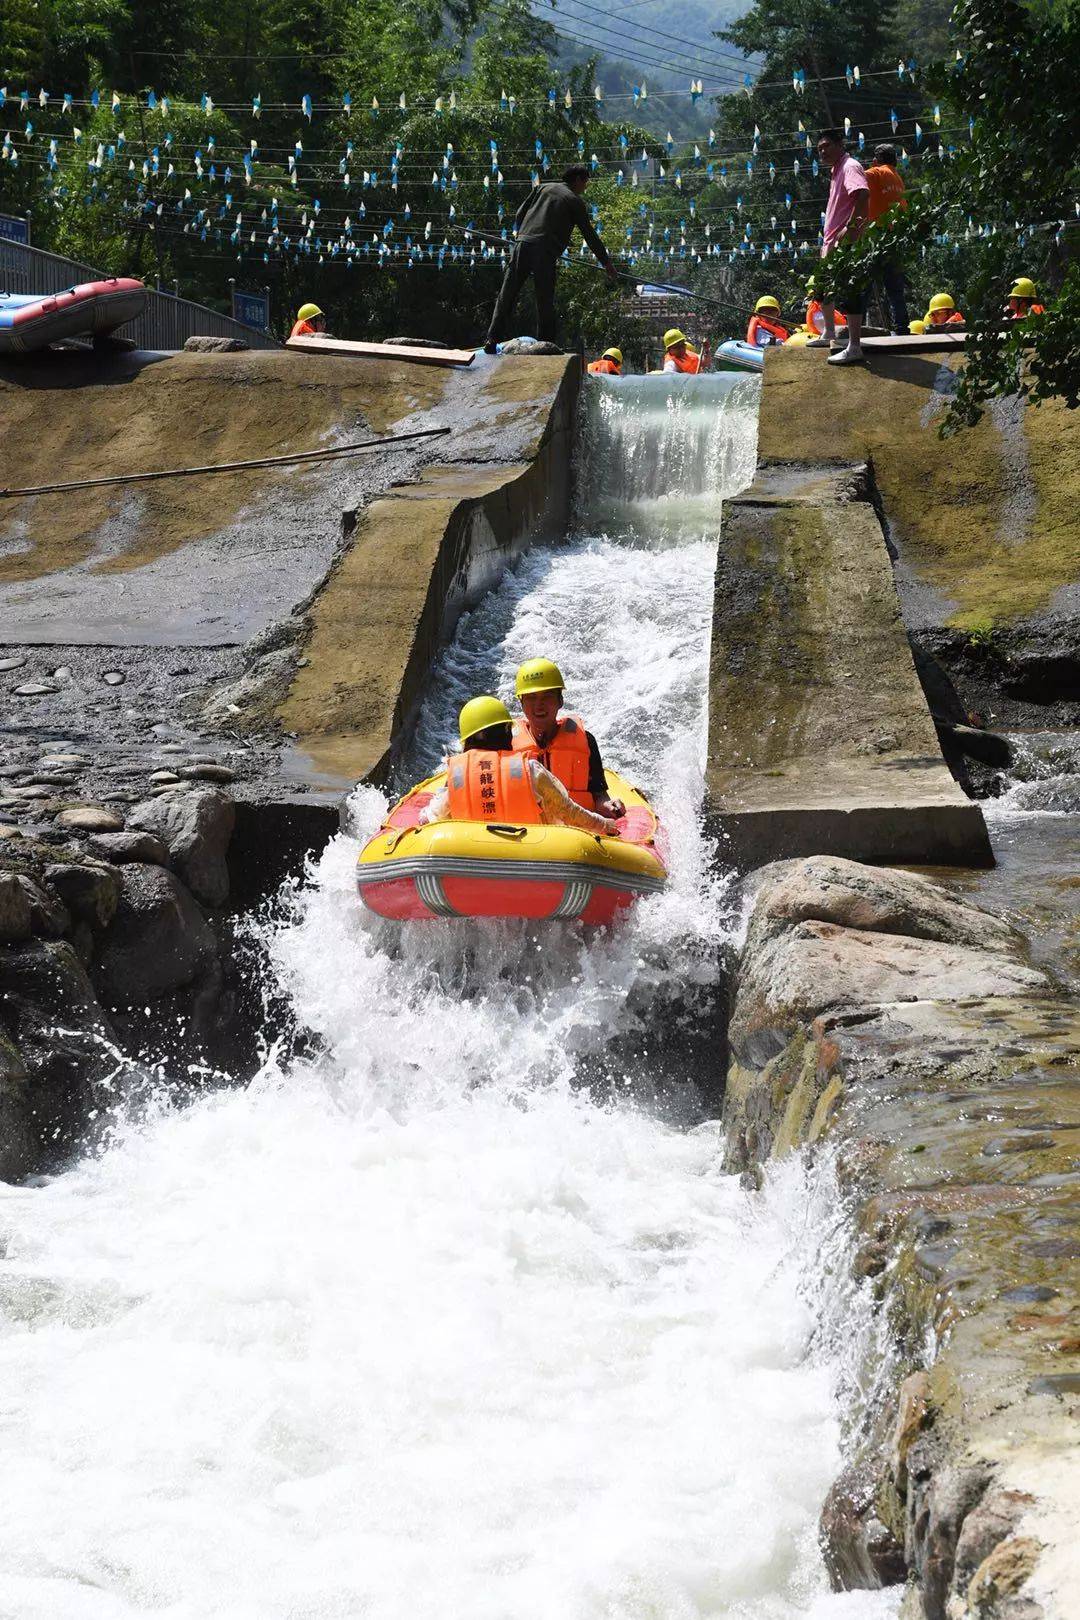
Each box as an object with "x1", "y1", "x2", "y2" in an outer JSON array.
[
  {"x1": 2, "y1": 0, "x2": 1078, "y2": 409},
  {"x1": 807, "y1": 0, "x2": 1080, "y2": 421}
]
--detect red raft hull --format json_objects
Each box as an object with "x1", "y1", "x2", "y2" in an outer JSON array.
[
  {"x1": 0, "y1": 278, "x2": 147, "y2": 355},
  {"x1": 356, "y1": 773, "x2": 668, "y2": 924}
]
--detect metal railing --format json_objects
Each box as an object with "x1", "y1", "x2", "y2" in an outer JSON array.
[{"x1": 0, "y1": 240, "x2": 280, "y2": 351}]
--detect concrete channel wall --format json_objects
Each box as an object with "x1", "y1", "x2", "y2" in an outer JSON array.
[
  {"x1": 278, "y1": 356, "x2": 579, "y2": 788},
  {"x1": 706, "y1": 365, "x2": 993, "y2": 870}
]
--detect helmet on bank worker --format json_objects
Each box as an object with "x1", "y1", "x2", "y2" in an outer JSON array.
[
  {"x1": 603, "y1": 347, "x2": 623, "y2": 363},
  {"x1": 296, "y1": 302, "x2": 324, "y2": 321},
  {"x1": 515, "y1": 658, "x2": 565, "y2": 699},
  {"x1": 663, "y1": 327, "x2": 689, "y2": 350},
  {"x1": 754, "y1": 296, "x2": 781, "y2": 314},
  {"x1": 927, "y1": 293, "x2": 955, "y2": 314},
  {"x1": 909, "y1": 318, "x2": 928, "y2": 334},
  {"x1": 459, "y1": 695, "x2": 513, "y2": 745},
  {"x1": 1010, "y1": 277, "x2": 1038, "y2": 301}
]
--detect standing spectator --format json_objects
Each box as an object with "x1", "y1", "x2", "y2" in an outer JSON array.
[
  {"x1": 483, "y1": 164, "x2": 617, "y2": 353},
  {"x1": 865, "y1": 144, "x2": 910, "y2": 334},
  {"x1": 809, "y1": 128, "x2": 870, "y2": 367}
]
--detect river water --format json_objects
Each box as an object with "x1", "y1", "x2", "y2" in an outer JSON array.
[{"x1": 0, "y1": 376, "x2": 899, "y2": 1619}]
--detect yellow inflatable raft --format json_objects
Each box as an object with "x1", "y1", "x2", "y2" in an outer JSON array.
[{"x1": 356, "y1": 770, "x2": 667, "y2": 922}]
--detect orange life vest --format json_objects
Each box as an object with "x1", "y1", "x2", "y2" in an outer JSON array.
[
  {"x1": 806, "y1": 300, "x2": 847, "y2": 334},
  {"x1": 746, "y1": 314, "x2": 788, "y2": 347},
  {"x1": 1008, "y1": 301, "x2": 1045, "y2": 318},
  {"x1": 666, "y1": 348, "x2": 701, "y2": 373},
  {"x1": 290, "y1": 317, "x2": 317, "y2": 338},
  {"x1": 929, "y1": 309, "x2": 966, "y2": 327},
  {"x1": 445, "y1": 750, "x2": 541, "y2": 824},
  {"x1": 588, "y1": 357, "x2": 621, "y2": 375},
  {"x1": 865, "y1": 164, "x2": 907, "y2": 224},
  {"x1": 512, "y1": 713, "x2": 594, "y2": 809}
]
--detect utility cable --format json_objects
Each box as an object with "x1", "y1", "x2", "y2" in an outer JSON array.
[{"x1": 0, "y1": 425, "x2": 452, "y2": 499}]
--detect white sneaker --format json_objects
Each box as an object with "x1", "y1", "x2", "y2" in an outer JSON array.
[
  {"x1": 805, "y1": 335, "x2": 832, "y2": 348},
  {"x1": 827, "y1": 347, "x2": 867, "y2": 366}
]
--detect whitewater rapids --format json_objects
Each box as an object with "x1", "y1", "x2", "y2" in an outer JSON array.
[{"x1": 0, "y1": 375, "x2": 900, "y2": 1619}]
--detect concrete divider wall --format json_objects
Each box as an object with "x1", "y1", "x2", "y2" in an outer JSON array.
[{"x1": 706, "y1": 425, "x2": 993, "y2": 870}]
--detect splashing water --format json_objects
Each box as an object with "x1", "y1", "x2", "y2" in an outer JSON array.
[{"x1": 0, "y1": 375, "x2": 901, "y2": 1618}]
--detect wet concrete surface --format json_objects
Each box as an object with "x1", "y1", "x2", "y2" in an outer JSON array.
[{"x1": 0, "y1": 347, "x2": 578, "y2": 826}]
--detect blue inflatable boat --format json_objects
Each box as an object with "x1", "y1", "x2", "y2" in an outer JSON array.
[{"x1": 715, "y1": 339, "x2": 764, "y2": 373}]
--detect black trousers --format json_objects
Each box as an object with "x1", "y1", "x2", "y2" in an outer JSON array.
[
  {"x1": 880, "y1": 261, "x2": 910, "y2": 334},
  {"x1": 486, "y1": 239, "x2": 559, "y2": 344}
]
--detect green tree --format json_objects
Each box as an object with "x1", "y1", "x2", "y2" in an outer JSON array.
[{"x1": 821, "y1": 0, "x2": 1080, "y2": 424}]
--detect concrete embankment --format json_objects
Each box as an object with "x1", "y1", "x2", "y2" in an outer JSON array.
[
  {"x1": 755, "y1": 344, "x2": 1080, "y2": 731},
  {"x1": 0, "y1": 346, "x2": 577, "y2": 1167},
  {"x1": 715, "y1": 345, "x2": 1080, "y2": 1617}
]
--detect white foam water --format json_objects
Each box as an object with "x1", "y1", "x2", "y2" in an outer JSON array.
[{"x1": 0, "y1": 375, "x2": 901, "y2": 1619}]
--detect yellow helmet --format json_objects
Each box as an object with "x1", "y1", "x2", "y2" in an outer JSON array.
[
  {"x1": 663, "y1": 328, "x2": 688, "y2": 349},
  {"x1": 755, "y1": 296, "x2": 781, "y2": 313},
  {"x1": 297, "y1": 302, "x2": 323, "y2": 321},
  {"x1": 459, "y1": 695, "x2": 513, "y2": 744},
  {"x1": 909, "y1": 318, "x2": 927, "y2": 334},
  {"x1": 928, "y1": 293, "x2": 955, "y2": 313},
  {"x1": 515, "y1": 657, "x2": 565, "y2": 698},
  {"x1": 603, "y1": 347, "x2": 623, "y2": 362},
  {"x1": 1010, "y1": 277, "x2": 1037, "y2": 300}
]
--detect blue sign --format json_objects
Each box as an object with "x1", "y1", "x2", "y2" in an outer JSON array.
[
  {"x1": 0, "y1": 213, "x2": 30, "y2": 245},
  {"x1": 232, "y1": 289, "x2": 269, "y2": 330}
]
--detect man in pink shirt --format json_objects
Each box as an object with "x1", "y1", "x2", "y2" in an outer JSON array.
[{"x1": 809, "y1": 128, "x2": 870, "y2": 367}]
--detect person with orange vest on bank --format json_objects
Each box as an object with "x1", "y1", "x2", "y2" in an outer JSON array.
[
  {"x1": 290, "y1": 302, "x2": 330, "y2": 339},
  {"x1": 746, "y1": 297, "x2": 788, "y2": 347},
  {"x1": 1006, "y1": 278, "x2": 1046, "y2": 319},
  {"x1": 662, "y1": 328, "x2": 703, "y2": 373},
  {"x1": 419, "y1": 696, "x2": 619, "y2": 834},
  {"x1": 587, "y1": 347, "x2": 623, "y2": 375},
  {"x1": 864, "y1": 144, "x2": 910, "y2": 333},
  {"x1": 512, "y1": 657, "x2": 626, "y2": 822},
  {"x1": 927, "y1": 292, "x2": 966, "y2": 327}
]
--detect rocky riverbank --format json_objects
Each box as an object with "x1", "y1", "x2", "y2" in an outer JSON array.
[
  {"x1": 0, "y1": 774, "x2": 257, "y2": 1179},
  {"x1": 724, "y1": 854, "x2": 1080, "y2": 1619}
]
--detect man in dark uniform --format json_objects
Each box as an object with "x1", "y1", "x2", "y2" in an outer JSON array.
[{"x1": 483, "y1": 164, "x2": 618, "y2": 353}]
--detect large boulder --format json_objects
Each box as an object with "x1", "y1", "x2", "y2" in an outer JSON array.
[
  {"x1": 0, "y1": 872, "x2": 33, "y2": 942},
  {"x1": 45, "y1": 861, "x2": 121, "y2": 929},
  {"x1": 126, "y1": 789, "x2": 235, "y2": 907},
  {"x1": 497, "y1": 337, "x2": 563, "y2": 355},
  {"x1": 88, "y1": 830, "x2": 169, "y2": 866},
  {"x1": 731, "y1": 857, "x2": 1044, "y2": 1066},
  {"x1": 0, "y1": 939, "x2": 117, "y2": 1178},
  {"x1": 183, "y1": 335, "x2": 248, "y2": 353},
  {"x1": 95, "y1": 864, "x2": 218, "y2": 1003},
  {"x1": 13, "y1": 873, "x2": 70, "y2": 938},
  {"x1": 747, "y1": 855, "x2": 1019, "y2": 951}
]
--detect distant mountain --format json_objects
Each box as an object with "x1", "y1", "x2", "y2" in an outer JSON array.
[{"x1": 546, "y1": 0, "x2": 751, "y2": 139}]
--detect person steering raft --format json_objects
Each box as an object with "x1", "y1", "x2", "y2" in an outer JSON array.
[
  {"x1": 512, "y1": 658, "x2": 625, "y2": 821},
  {"x1": 420, "y1": 697, "x2": 619, "y2": 834}
]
